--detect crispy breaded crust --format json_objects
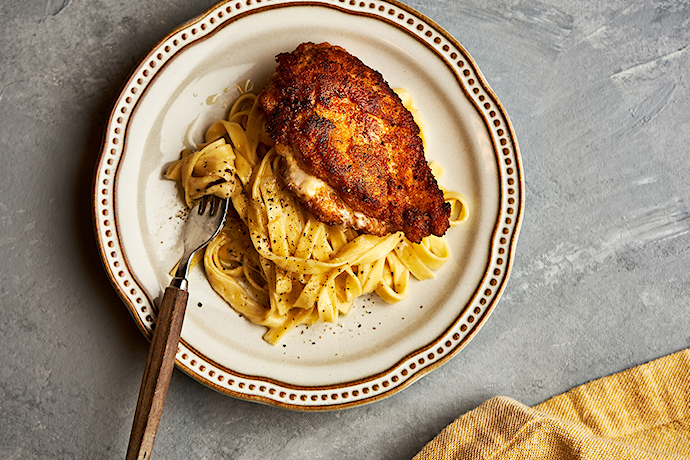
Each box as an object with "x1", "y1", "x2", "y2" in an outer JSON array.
[{"x1": 258, "y1": 42, "x2": 450, "y2": 243}]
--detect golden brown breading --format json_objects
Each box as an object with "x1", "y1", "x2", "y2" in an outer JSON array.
[{"x1": 258, "y1": 42, "x2": 450, "y2": 243}]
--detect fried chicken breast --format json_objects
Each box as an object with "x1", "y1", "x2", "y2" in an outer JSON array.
[{"x1": 258, "y1": 42, "x2": 450, "y2": 243}]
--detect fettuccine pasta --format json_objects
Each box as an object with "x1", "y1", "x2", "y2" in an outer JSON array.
[{"x1": 165, "y1": 85, "x2": 468, "y2": 344}]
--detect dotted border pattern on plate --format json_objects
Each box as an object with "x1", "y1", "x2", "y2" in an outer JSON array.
[{"x1": 92, "y1": 0, "x2": 523, "y2": 410}]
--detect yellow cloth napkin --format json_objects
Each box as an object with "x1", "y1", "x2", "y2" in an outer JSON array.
[{"x1": 414, "y1": 348, "x2": 690, "y2": 459}]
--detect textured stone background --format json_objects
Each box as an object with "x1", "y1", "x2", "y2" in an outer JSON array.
[{"x1": 2, "y1": 0, "x2": 690, "y2": 458}]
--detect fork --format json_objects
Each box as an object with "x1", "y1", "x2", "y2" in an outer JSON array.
[{"x1": 126, "y1": 195, "x2": 229, "y2": 460}]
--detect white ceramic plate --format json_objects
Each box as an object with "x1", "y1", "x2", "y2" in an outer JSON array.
[{"x1": 93, "y1": 0, "x2": 523, "y2": 410}]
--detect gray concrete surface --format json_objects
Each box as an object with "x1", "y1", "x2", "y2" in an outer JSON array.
[{"x1": 2, "y1": 0, "x2": 690, "y2": 458}]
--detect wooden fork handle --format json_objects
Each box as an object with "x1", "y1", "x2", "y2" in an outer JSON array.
[{"x1": 126, "y1": 286, "x2": 189, "y2": 460}]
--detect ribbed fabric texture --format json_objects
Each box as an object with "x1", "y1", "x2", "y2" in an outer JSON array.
[{"x1": 414, "y1": 348, "x2": 690, "y2": 459}]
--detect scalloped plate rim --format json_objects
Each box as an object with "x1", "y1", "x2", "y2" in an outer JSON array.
[{"x1": 92, "y1": 0, "x2": 524, "y2": 410}]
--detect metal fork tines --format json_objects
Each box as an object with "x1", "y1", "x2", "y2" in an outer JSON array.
[{"x1": 171, "y1": 195, "x2": 230, "y2": 290}]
